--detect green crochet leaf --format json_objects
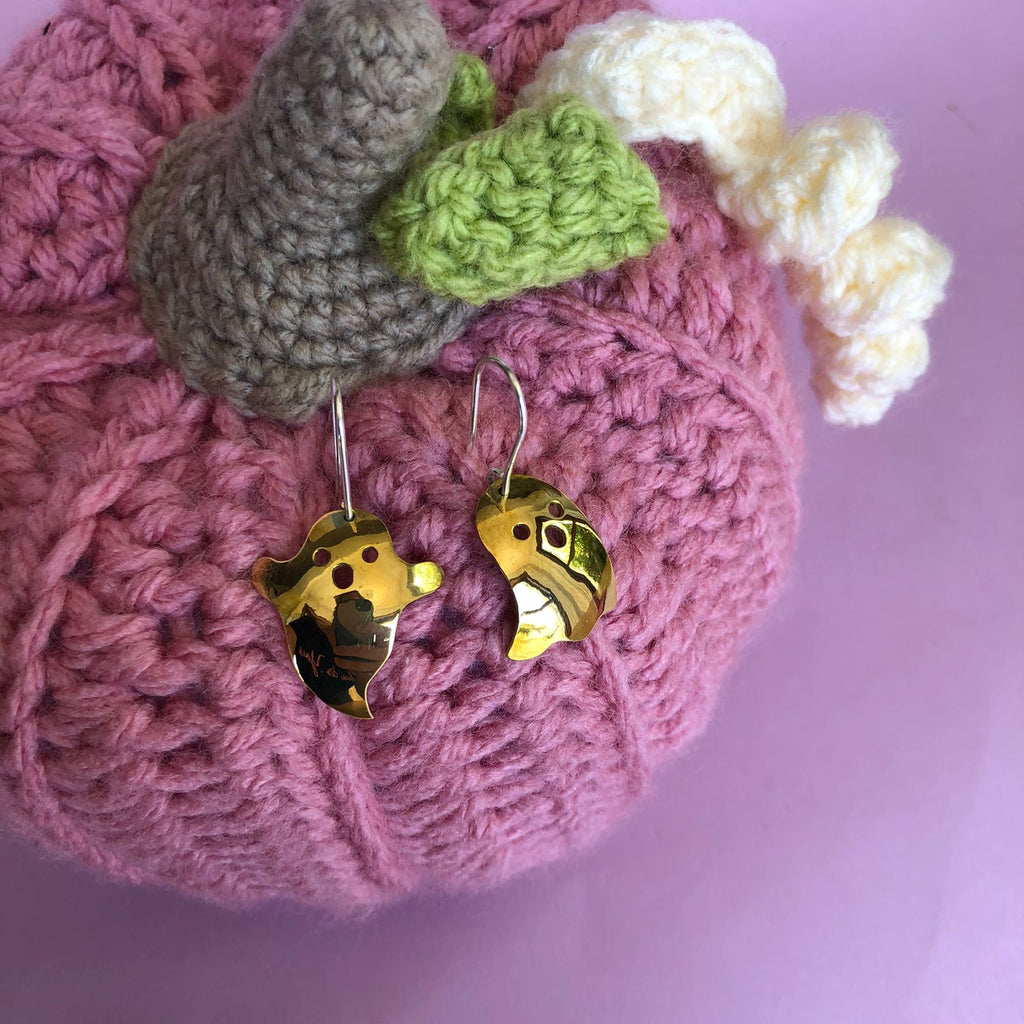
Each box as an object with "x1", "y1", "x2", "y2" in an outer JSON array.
[
  {"x1": 372, "y1": 96, "x2": 669, "y2": 305},
  {"x1": 415, "y1": 52, "x2": 496, "y2": 169}
]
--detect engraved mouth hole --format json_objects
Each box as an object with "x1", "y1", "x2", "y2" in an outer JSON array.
[
  {"x1": 545, "y1": 524, "x2": 567, "y2": 548},
  {"x1": 362, "y1": 546, "x2": 379, "y2": 563},
  {"x1": 548, "y1": 501, "x2": 564, "y2": 518},
  {"x1": 333, "y1": 563, "x2": 354, "y2": 590},
  {"x1": 312, "y1": 547, "x2": 330, "y2": 566},
  {"x1": 512, "y1": 523, "x2": 531, "y2": 541}
]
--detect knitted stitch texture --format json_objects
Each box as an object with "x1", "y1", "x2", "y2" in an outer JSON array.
[
  {"x1": 0, "y1": 0, "x2": 801, "y2": 915},
  {"x1": 372, "y1": 94, "x2": 669, "y2": 304},
  {"x1": 522, "y1": 12, "x2": 952, "y2": 425},
  {"x1": 418, "y1": 51, "x2": 496, "y2": 166},
  {"x1": 128, "y1": 0, "x2": 479, "y2": 422}
]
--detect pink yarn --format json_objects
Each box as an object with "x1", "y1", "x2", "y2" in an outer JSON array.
[{"x1": 0, "y1": 0, "x2": 801, "y2": 914}]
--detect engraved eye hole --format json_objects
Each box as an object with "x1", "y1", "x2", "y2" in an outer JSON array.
[
  {"x1": 333, "y1": 563, "x2": 354, "y2": 590},
  {"x1": 312, "y1": 547, "x2": 330, "y2": 566},
  {"x1": 548, "y1": 501, "x2": 564, "y2": 518},
  {"x1": 512, "y1": 523, "x2": 531, "y2": 541},
  {"x1": 362, "y1": 546, "x2": 379, "y2": 563},
  {"x1": 544, "y1": 524, "x2": 568, "y2": 548}
]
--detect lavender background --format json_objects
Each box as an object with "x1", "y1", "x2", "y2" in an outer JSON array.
[{"x1": 1, "y1": 1, "x2": 1021, "y2": 1021}]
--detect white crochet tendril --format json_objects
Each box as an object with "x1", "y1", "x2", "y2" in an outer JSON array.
[{"x1": 520, "y1": 12, "x2": 952, "y2": 426}]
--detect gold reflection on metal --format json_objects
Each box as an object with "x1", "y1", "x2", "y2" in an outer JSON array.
[
  {"x1": 475, "y1": 474, "x2": 616, "y2": 660},
  {"x1": 252, "y1": 510, "x2": 443, "y2": 718}
]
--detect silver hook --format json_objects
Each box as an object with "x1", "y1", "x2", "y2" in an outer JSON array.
[
  {"x1": 468, "y1": 356, "x2": 528, "y2": 502},
  {"x1": 331, "y1": 378, "x2": 355, "y2": 522}
]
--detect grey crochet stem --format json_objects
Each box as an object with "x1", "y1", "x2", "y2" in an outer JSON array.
[{"x1": 128, "y1": 0, "x2": 476, "y2": 423}]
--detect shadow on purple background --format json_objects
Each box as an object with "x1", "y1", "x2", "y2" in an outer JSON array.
[{"x1": 1, "y1": 1, "x2": 1021, "y2": 1021}]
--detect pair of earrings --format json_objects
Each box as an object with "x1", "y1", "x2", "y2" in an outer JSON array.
[{"x1": 252, "y1": 357, "x2": 616, "y2": 719}]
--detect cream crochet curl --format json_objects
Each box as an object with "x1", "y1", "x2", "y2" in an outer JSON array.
[{"x1": 521, "y1": 13, "x2": 952, "y2": 426}]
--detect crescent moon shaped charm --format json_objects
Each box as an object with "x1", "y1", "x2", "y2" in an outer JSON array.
[
  {"x1": 475, "y1": 475, "x2": 616, "y2": 660},
  {"x1": 253, "y1": 510, "x2": 443, "y2": 718}
]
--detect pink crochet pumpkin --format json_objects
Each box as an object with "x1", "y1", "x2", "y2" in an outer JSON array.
[{"x1": 0, "y1": 0, "x2": 800, "y2": 914}]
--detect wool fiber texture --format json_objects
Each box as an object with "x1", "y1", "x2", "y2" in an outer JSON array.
[
  {"x1": 0, "y1": 0, "x2": 800, "y2": 915},
  {"x1": 372, "y1": 94, "x2": 669, "y2": 304},
  {"x1": 128, "y1": 0, "x2": 477, "y2": 422},
  {"x1": 523, "y1": 11, "x2": 952, "y2": 425}
]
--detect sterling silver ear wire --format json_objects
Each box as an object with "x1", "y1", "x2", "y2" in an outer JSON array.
[
  {"x1": 331, "y1": 378, "x2": 355, "y2": 521},
  {"x1": 470, "y1": 355, "x2": 528, "y2": 502}
]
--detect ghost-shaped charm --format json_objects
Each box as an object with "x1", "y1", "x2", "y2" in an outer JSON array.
[
  {"x1": 475, "y1": 475, "x2": 616, "y2": 660},
  {"x1": 253, "y1": 510, "x2": 443, "y2": 718}
]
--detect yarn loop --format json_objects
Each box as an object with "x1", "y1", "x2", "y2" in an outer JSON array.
[
  {"x1": 372, "y1": 94, "x2": 669, "y2": 304},
  {"x1": 0, "y1": 0, "x2": 802, "y2": 914},
  {"x1": 719, "y1": 114, "x2": 899, "y2": 265},
  {"x1": 128, "y1": 0, "x2": 476, "y2": 423},
  {"x1": 523, "y1": 11, "x2": 952, "y2": 425}
]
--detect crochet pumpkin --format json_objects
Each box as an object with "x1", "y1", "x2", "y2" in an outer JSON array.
[{"x1": 0, "y1": 0, "x2": 947, "y2": 914}]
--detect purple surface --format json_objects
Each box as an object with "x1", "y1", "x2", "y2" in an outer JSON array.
[{"x1": 1, "y1": 1, "x2": 1021, "y2": 1021}]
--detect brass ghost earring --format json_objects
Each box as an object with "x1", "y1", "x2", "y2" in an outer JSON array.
[
  {"x1": 469, "y1": 356, "x2": 616, "y2": 660},
  {"x1": 252, "y1": 380, "x2": 443, "y2": 719}
]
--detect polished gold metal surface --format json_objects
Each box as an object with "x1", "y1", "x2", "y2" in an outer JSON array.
[
  {"x1": 475, "y1": 474, "x2": 616, "y2": 660},
  {"x1": 253, "y1": 510, "x2": 443, "y2": 718}
]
